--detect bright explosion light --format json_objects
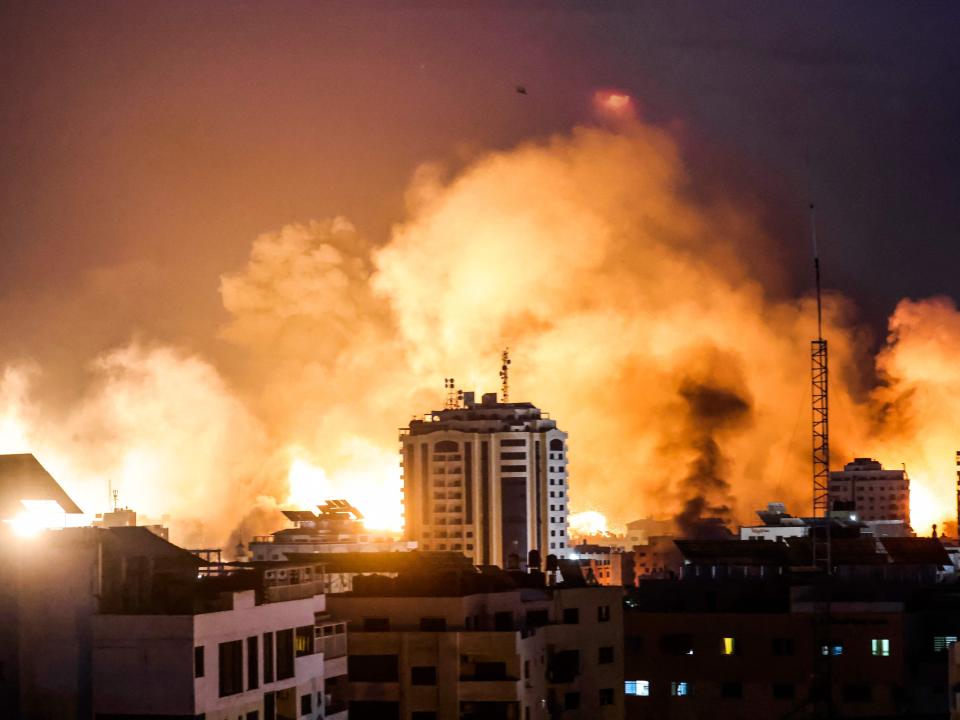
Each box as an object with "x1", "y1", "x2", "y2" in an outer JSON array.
[
  {"x1": 4, "y1": 499, "x2": 66, "y2": 538},
  {"x1": 569, "y1": 510, "x2": 610, "y2": 537}
]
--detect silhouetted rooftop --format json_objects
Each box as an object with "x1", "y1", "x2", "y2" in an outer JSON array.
[{"x1": 0, "y1": 453, "x2": 83, "y2": 516}]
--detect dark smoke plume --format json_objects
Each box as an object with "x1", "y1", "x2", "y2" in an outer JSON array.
[{"x1": 673, "y1": 377, "x2": 751, "y2": 539}]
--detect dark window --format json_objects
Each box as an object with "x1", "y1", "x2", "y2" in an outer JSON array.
[
  {"x1": 474, "y1": 661, "x2": 508, "y2": 680},
  {"x1": 247, "y1": 636, "x2": 259, "y2": 690},
  {"x1": 773, "y1": 683, "x2": 795, "y2": 700},
  {"x1": 549, "y1": 439, "x2": 564, "y2": 451},
  {"x1": 348, "y1": 654, "x2": 399, "y2": 682},
  {"x1": 598, "y1": 605, "x2": 611, "y2": 622},
  {"x1": 295, "y1": 626, "x2": 313, "y2": 657},
  {"x1": 842, "y1": 684, "x2": 872, "y2": 703},
  {"x1": 626, "y1": 636, "x2": 644, "y2": 652},
  {"x1": 363, "y1": 617, "x2": 390, "y2": 631},
  {"x1": 194, "y1": 646, "x2": 204, "y2": 678},
  {"x1": 246, "y1": 712, "x2": 259, "y2": 720},
  {"x1": 218, "y1": 640, "x2": 243, "y2": 697},
  {"x1": 263, "y1": 632, "x2": 274, "y2": 684},
  {"x1": 420, "y1": 617, "x2": 447, "y2": 631},
  {"x1": 501, "y1": 465, "x2": 526, "y2": 473},
  {"x1": 599, "y1": 688, "x2": 614, "y2": 706},
  {"x1": 435, "y1": 440, "x2": 458, "y2": 453},
  {"x1": 599, "y1": 646, "x2": 614, "y2": 664},
  {"x1": 500, "y1": 452, "x2": 527, "y2": 460},
  {"x1": 501, "y1": 439, "x2": 526, "y2": 446},
  {"x1": 563, "y1": 608, "x2": 579, "y2": 624},
  {"x1": 411, "y1": 713, "x2": 437, "y2": 720},
  {"x1": 772, "y1": 638, "x2": 794, "y2": 656},
  {"x1": 264, "y1": 692, "x2": 275, "y2": 720},
  {"x1": 276, "y1": 629, "x2": 294, "y2": 680},
  {"x1": 494, "y1": 611, "x2": 513, "y2": 630},
  {"x1": 349, "y1": 701, "x2": 401, "y2": 720},
  {"x1": 660, "y1": 634, "x2": 694, "y2": 656},
  {"x1": 300, "y1": 693, "x2": 312, "y2": 716},
  {"x1": 547, "y1": 650, "x2": 580, "y2": 684},
  {"x1": 526, "y1": 609, "x2": 549, "y2": 627},
  {"x1": 721, "y1": 682, "x2": 743, "y2": 699},
  {"x1": 411, "y1": 666, "x2": 438, "y2": 685},
  {"x1": 524, "y1": 660, "x2": 530, "y2": 679},
  {"x1": 565, "y1": 692, "x2": 581, "y2": 710}
]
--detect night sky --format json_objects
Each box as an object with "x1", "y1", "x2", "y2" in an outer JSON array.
[{"x1": 2, "y1": 1, "x2": 958, "y2": 364}]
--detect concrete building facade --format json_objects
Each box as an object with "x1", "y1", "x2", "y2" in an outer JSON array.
[
  {"x1": 401, "y1": 392, "x2": 569, "y2": 567},
  {"x1": 328, "y1": 569, "x2": 624, "y2": 720},
  {"x1": 829, "y1": 458, "x2": 910, "y2": 523}
]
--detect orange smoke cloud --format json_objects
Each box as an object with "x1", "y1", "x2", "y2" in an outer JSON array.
[{"x1": 2, "y1": 117, "x2": 958, "y2": 546}]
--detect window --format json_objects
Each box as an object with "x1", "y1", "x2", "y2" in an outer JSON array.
[
  {"x1": 363, "y1": 617, "x2": 390, "y2": 631},
  {"x1": 671, "y1": 681, "x2": 690, "y2": 697},
  {"x1": 501, "y1": 439, "x2": 526, "y2": 446},
  {"x1": 411, "y1": 666, "x2": 437, "y2": 685},
  {"x1": 276, "y1": 629, "x2": 294, "y2": 680},
  {"x1": 599, "y1": 688, "x2": 614, "y2": 706},
  {"x1": 872, "y1": 638, "x2": 890, "y2": 657},
  {"x1": 772, "y1": 638, "x2": 794, "y2": 656},
  {"x1": 263, "y1": 632, "x2": 274, "y2": 683},
  {"x1": 599, "y1": 646, "x2": 614, "y2": 664},
  {"x1": 821, "y1": 643, "x2": 844, "y2": 656},
  {"x1": 598, "y1": 604, "x2": 611, "y2": 622},
  {"x1": 194, "y1": 646, "x2": 204, "y2": 678},
  {"x1": 934, "y1": 635, "x2": 958, "y2": 652},
  {"x1": 625, "y1": 680, "x2": 650, "y2": 697},
  {"x1": 246, "y1": 712, "x2": 259, "y2": 720},
  {"x1": 501, "y1": 452, "x2": 527, "y2": 460},
  {"x1": 348, "y1": 654, "x2": 399, "y2": 682},
  {"x1": 494, "y1": 611, "x2": 513, "y2": 630},
  {"x1": 501, "y1": 465, "x2": 526, "y2": 473},
  {"x1": 773, "y1": 683, "x2": 795, "y2": 700},
  {"x1": 420, "y1": 617, "x2": 447, "y2": 631},
  {"x1": 722, "y1": 637, "x2": 737, "y2": 655},
  {"x1": 218, "y1": 640, "x2": 243, "y2": 697},
  {"x1": 526, "y1": 609, "x2": 549, "y2": 627},
  {"x1": 247, "y1": 636, "x2": 259, "y2": 690},
  {"x1": 842, "y1": 684, "x2": 872, "y2": 703},
  {"x1": 300, "y1": 693, "x2": 312, "y2": 716},
  {"x1": 564, "y1": 692, "x2": 580, "y2": 710},
  {"x1": 660, "y1": 634, "x2": 694, "y2": 656},
  {"x1": 563, "y1": 608, "x2": 579, "y2": 624},
  {"x1": 721, "y1": 682, "x2": 742, "y2": 699},
  {"x1": 411, "y1": 713, "x2": 437, "y2": 720}
]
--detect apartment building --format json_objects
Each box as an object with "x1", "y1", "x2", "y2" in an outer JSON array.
[
  {"x1": 830, "y1": 458, "x2": 910, "y2": 523},
  {"x1": 327, "y1": 566, "x2": 624, "y2": 720},
  {"x1": 2, "y1": 524, "x2": 347, "y2": 720},
  {"x1": 401, "y1": 391, "x2": 570, "y2": 568},
  {"x1": 249, "y1": 499, "x2": 415, "y2": 562}
]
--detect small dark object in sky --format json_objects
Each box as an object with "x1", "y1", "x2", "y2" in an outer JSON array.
[{"x1": 515, "y1": 85, "x2": 527, "y2": 95}]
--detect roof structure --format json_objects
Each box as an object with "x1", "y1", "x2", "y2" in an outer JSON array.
[{"x1": 0, "y1": 453, "x2": 83, "y2": 517}]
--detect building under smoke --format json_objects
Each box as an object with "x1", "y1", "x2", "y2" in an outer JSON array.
[
  {"x1": 401, "y1": 392, "x2": 569, "y2": 568},
  {"x1": 829, "y1": 457, "x2": 910, "y2": 523}
]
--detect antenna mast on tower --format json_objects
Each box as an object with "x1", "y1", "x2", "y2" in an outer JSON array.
[
  {"x1": 500, "y1": 349, "x2": 511, "y2": 403},
  {"x1": 810, "y1": 204, "x2": 831, "y2": 572}
]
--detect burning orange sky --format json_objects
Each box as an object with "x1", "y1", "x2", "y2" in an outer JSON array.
[{"x1": 2, "y1": 116, "x2": 959, "y2": 546}]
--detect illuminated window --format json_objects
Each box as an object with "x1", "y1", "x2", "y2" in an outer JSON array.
[
  {"x1": 722, "y1": 637, "x2": 737, "y2": 655},
  {"x1": 934, "y1": 636, "x2": 958, "y2": 652},
  {"x1": 625, "y1": 681, "x2": 650, "y2": 696},
  {"x1": 871, "y1": 638, "x2": 890, "y2": 657},
  {"x1": 820, "y1": 643, "x2": 844, "y2": 656},
  {"x1": 671, "y1": 681, "x2": 690, "y2": 697}
]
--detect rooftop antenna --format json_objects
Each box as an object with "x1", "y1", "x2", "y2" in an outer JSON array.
[
  {"x1": 500, "y1": 348, "x2": 511, "y2": 402},
  {"x1": 112, "y1": 488, "x2": 119, "y2": 512},
  {"x1": 444, "y1": 377, "x2": 460, "y2": 410},
  {"x1": 810, "y1": 203, "x2": 831, "y2": 574}
]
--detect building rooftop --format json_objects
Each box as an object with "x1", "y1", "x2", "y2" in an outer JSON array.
[
  {"x1": 406, "y1": 392, "x2": 558, "y2": 436},
  {"x1": 0, "y1": 453, "x2": 84, "y2": 516}
]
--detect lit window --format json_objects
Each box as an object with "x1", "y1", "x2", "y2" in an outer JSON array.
[
  {"x1": 722, "y1": 637, "x2": 737, "y2": 655},
  {"x1": 934, "y1": 635, "x2": 958, "y2": 652},
  {"x1": 671, "y1": 681, "x2": 689, "y2": 697},
  {"x1": 871, "y1": 638, "x2": 890, "y2": 657},
  {"x1": 820, "y1": 643, "x2": 844, "y2": 656},
  {"x1": 624, "y1": 679, "x2": 649, "y2": 696}
]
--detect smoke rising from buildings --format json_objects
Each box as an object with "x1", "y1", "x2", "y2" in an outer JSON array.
[{"x1": 1, "y1": 115, "x2": 959, "y2": 545}]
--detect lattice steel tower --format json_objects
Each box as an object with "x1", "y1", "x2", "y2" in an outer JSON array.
[{"x1": 810, "y1": 204, "x2": 831, "y2": 573}]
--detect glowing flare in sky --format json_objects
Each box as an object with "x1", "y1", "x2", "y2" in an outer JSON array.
[{"x1": 593, "y1": 89, "x2": 635, "y2": 118}]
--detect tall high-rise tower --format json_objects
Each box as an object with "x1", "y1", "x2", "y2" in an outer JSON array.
[{"x1": 400, "y1": 391, "x2": 569, "y2": 567}]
